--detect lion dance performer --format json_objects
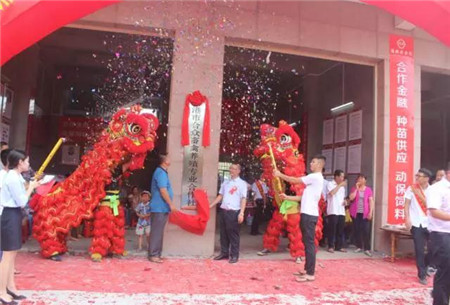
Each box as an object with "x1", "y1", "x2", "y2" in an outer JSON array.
[
  {"x1": 254, "y1": 121, "x2": 325, "y2": 260},
  {"x1": 30, "y1": 106, "x2": 159, "y2": 261}
]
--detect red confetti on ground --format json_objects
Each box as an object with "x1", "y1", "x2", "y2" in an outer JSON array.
[{"x1": 16, "y1": 252, "x2": 430, "y2": 300}]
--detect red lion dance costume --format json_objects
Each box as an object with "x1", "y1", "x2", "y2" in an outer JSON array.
[
  {"x1": 31, "y1": 106, "x2": 160, "y2": 260},
  {"x1": 254, "y1": 121, "x2": 326, "y2": 259}
]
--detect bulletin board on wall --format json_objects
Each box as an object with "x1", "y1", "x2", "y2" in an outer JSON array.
[{"x1": 321, "y1": 109, "x2": 363, "y2": 176}]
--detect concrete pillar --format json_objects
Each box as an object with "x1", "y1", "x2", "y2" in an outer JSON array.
[
  {"x1": 414, "y1": 64, "x2": 421, "y2": 172},
  {"x1": 373, "y1": 59, "x2": 390, "y2": 253},
  {"x1": 163, "y1": 24, "x2": 225, "y2": 256}
]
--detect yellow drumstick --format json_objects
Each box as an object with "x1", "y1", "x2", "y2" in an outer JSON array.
[
  {"x1": 268, "y1": 143, "x2": 284, "y2": 206},
  {"x1": 35, "y1": 137, "x2": 66, "y2": 179}
]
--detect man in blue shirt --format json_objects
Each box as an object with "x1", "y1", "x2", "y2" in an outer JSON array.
[{"x1": 148, "y1": 154, "x2": 177, "y2": 263}]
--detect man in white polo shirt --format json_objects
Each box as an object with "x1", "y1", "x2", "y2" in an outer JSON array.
[
  {"x1": 275, "y1": 154, "x2": 325, "y2": 282},
  {"x1": 210, "y1": 163, "x2": 247, "y2": 264},
  {"x1": 326, "y1": 169, "x2": 347, "y2": 253},
  {"x1": 426, "y1": 168, "x2": 450, "y2": 305},
  {"x1": 404, "y1": 168, "x2": 433, "y2": 285}
]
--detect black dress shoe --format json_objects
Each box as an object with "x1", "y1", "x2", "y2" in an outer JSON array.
[
  {"x1": 0, "y1": 297, "x2": 18, "y2": 305},
  {"x1": 49, "y1": 254, "x2": 62, "y2": 262},
  {"x1": 213, "y1": 254, "x2": 228, "y2": 260},
  {"x1": 7, "y1": 289, "x2": 26, "y2": 300},
  {"x1": 229, "y1": 257, "x2": 238, "y2": 264}
]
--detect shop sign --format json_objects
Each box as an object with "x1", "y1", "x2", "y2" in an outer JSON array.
[{"x1": 181, "y1": 103, "x2": 204, "y2": 207}]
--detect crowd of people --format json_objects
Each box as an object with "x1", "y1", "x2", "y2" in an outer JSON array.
[
  {"x1": 0, "y1": 144, "x2": 449, "y2": 304},
  {"x1": 210, "y1": 155, "x2": 448, "y2": 304}
]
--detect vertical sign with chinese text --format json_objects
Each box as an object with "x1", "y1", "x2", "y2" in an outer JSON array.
[
  {"x1": 181, "y1": 103, "x2": 205, "y2": 207},
  {"x1": 387, "y1": 35, "x2": 414, "y2": 224}
]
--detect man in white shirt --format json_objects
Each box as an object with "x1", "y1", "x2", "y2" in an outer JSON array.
[
  {"x1": 322, "y1": 169, "x2": 329, "y2": 202},
  {"x1": 404, "y1": 168, "x2": 432, "y2": 285},
  {"x1": 426, "y1": 169, "x2": 450, "y2": 305},
  {"x1": 326, "y1": 170, "x2": 347, "y2": 253},
  {"x1": 275, "y1": 154, "x2": 325, "y2": 282},
  {"x1": 210, "y1": 163, "x2": 247, "y2": 264},
  {"x1": 250, "y1": 177, "x2": 268, "y2": 235},
  {"x1": 319, "y1": 169, "x2": 329, "y2": 248}
]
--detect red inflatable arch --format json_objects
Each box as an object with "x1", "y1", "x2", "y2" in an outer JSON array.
[
  {"x1": 1, "y1": 1, "x2": 449, "y2": 67},
  {"x1": 0, "y1": 0, "x2": 118, "y2": 66}
]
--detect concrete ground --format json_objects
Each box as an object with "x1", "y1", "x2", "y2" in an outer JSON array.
[
  {"x1": 14, "y1": 252, "x2": 432, "y2": 305},
  {"x1": 17, "y1": 227, "x2": 432, "y2": 305}
]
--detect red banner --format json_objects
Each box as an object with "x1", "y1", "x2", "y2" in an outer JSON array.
[{"x1": 387, "y1": 35, "x2": 414, "y2": 224}]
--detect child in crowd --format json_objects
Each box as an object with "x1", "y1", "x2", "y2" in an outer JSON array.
[{"x1": 135, "y1": 191, "x2": 151, "y2": 251}]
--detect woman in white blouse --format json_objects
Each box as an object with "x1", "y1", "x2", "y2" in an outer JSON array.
[{"x1": 0, "y1": 150, "x2": 38, "y2": 304}]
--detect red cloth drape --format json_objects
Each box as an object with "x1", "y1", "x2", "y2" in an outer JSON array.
[
  {"x1": 362, "y1": 1, "x2": 450, "y2": 47},
  {"x1": 181, "y1": 91, "x2": 210, "y2": 147},
  {"x1": 1, "y1": 0, "x2": 119, "y2": 66},
  {"x1": 169, "y1": 189, "x2": 210, "y2": 235}
]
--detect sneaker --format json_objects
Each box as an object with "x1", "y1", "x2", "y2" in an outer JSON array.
[
  {"x1": 354, "y1": 248, "x2": 363, "y2": 253},
  {"x1": 257, "y1": 249, "x2": 270, "y2": 256},
  {"x1": 364, "y1": 250, "x2": 372, "y2": 257},
  {"x1": 295, "y1": 257, "x2": 303, "y2": 264},
  {"x1": 327, "y1": 248, "x2": 334, "y2": 253},
  {"x1": 427, "y1": 266, "x2": 437, "y2": 277},
  {"x1": 419, "y1": 277, "x2": 427, "y2": 285}
]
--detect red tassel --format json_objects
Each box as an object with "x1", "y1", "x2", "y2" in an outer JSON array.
[
  {"x1": 203, "y1": 99, "x2": 210, "y2": 147},
  {"x1": 181, "y1": 91, "x2": 211, "y2": 147},
  {"x1": 181, "y1": 97, "x2": 191, "y2": 146}
]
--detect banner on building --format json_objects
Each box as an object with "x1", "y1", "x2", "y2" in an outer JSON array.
[{"x1": 387, "y1": 35, "x2": 415, "y2": 224}]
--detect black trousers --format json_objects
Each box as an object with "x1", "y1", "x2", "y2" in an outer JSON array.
[
  {"x1": 411, "y1": 225, "x2": 432, "y2": 280},
  {"x1": 251, "y1": 199, "x2": 264, "y2": 235},
  {"x1": 300, "y1": 213, "x2": 318, "y2": 276},
  {"x1": 148, "y1": 212, "x2": 169, "y2": 258},
  {"x1": 352, "y1": 213, "x2": 371, "y2": 251},
  {"x1": 430, "y1": 232, "x2": 450, "y2": 305},
  {"x1": 219, "y1": 209, "x2": 240, "y2": 259},
  {"x1": 319, "y1": 213, "x2": 328, "y2": 247},
  {"x1": 327, "y1": 215, "x2": 345, "y2": 250}
]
